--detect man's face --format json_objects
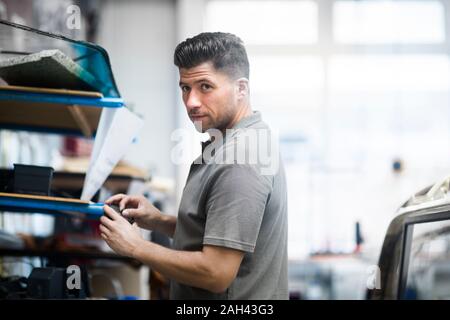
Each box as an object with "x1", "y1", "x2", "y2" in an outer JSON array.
[{"x1": 179, "y1": 62, "x2": 239, "y2": 133}]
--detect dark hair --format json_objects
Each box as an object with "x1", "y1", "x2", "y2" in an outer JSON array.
[{"x1": 174, "y1": 32, "x2": 249, "y2": 80}]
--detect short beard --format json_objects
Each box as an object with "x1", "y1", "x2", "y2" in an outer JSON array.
[{"x1": 212, "y1": 108, "x2": 237, "y2": 133}]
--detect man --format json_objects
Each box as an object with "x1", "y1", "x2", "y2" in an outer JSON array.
[{"x1": 100, "y1": 32, "x2": 288, "y2": 299}]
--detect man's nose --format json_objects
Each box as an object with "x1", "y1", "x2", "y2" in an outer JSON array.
[{"x1": 185, "y1": 90, "x2": 202, "y2": 111}]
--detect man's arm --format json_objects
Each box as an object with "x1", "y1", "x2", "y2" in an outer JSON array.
[
  {"x1": 100, "y1": 206, "x2": 244, "y2": 293},
  {"x1": 147, "y1": 213, "x2": 177, "y2": 238},
  {"x1": 134, "y1": 242, "x2": 244, "y2": 293}
]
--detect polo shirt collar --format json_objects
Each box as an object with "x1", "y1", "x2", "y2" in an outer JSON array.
[{"x1": 231, "y1": 111, "x2": 261, "y2": 130}]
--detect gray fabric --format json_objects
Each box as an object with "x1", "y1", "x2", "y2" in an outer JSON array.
[{"x1": 170, "y1": 111, "x2": 288, "y2": 300}]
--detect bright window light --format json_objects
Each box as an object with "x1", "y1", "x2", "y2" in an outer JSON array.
[
  {"x1": 329, "y1": 55, "x2": 450, "y2": 92},
  {"x1": 334, "y1": 0, "x2": 445, "y2": 44},
  {"x1": 251, "y1": 55, "x2": 323, "y2": 92},
  {"x1": 205, "y1": 0, "x2": 318, "y2": 45},
  {"x1": 250, "y1": 55, "x2": 324, "y2": 109}
]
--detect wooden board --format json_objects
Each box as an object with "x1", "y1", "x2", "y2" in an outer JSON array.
[
  {"x1": 0, "y1": 192, "x2": 90, "y2": 204},
  {"x1": 0, "y1": 85, "x2": 103, "y2": 98},
  {"x1": 0, "y1": 99, "x2": 101, "y2": 137}
]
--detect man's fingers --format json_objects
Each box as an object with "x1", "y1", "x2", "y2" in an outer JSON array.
[
  {"x1": 119, "y1": 196, "x2": 140, "y2": 212},
  {"x1": 103, "y1": 205, "x2": 120, "y2": 221},
  {"x1": 132, "y1": 222, "x2": 141, "y2": 233},
  {"x1": 121, "y1": 208, "x2": 140, "y2": 218},
  {"x1": 105, "y1": 193, "x2": 126, "y2": 205},
  {"x1": 99, "y1": 224, "x2": 111, "y2": 236},
  {"x1": 100, "y1": 215, "x2": 114, "y2": 230},
  {"x1": 104, "y1": 205, "x2": 131, "y2": 226}
]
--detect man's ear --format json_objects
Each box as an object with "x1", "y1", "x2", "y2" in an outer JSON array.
[{"x1": 236, "y1": 78, "x2": 249, "y2": 99}]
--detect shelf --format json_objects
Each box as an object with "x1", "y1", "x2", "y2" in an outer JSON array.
[
  {"x1": 0, "y1": 20, "x2": 124, "y2": 137},
  {"x1": 51, "y1": 171, "x2": 146, "y2": 194},
  {"x1": 0, "y1": 192, "x2": 104, "y2": 219},
  {"x1": 0, "y1": 85, "x2": 124, "y2": 137},
  {"x1": 0, "y1": 21, "x2": 143, "y2": 278},
  {"x1": 0, "y1": 248, "x2": 141, "y2": 268},
  {"x1": 0, "y1": 85, "x2": 123, "y2": 108},
  {"x1": 0, "y1": 168, "x2": 148, "y2": 197},
  {"x1": 0, "y1": 20, "x2": 121, "y2": 98}
]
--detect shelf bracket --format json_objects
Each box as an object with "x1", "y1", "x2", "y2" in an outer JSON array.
[{"x1": 68, "y1": 105, "x2": 92, "y2": 138}]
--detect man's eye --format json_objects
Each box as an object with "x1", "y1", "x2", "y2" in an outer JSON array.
[
  {"x1": 201, "y1": 83, "x2": 212, "y2": 91},
  {"x1": 181, "y1": 86, "x2": 190, "y2": 93}
]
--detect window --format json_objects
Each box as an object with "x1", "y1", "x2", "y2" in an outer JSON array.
[
  {"x1": 334, "y1": 0, "x2": 445, "y2": 44},
  {"x1": 250, "y1": 55, "x2": 323, "y2": 110},
  {"x1": 404, "y1": 219, "x2": 450, "y2": 299},
  {"x1": 329, "y1": 55, "x2": 450, "y2": 92},
  {"x1": 205, "y1": 0, "x2": 318, "y2": 45}
]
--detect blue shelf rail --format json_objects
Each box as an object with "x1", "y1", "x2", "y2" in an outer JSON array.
[{"x1": 0, "y1": 194, "x2": 104, "y2": 220}]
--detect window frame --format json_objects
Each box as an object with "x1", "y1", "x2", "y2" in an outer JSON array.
[{"x1": 398, "y1": 210, "x2": 450, "y2": 299}]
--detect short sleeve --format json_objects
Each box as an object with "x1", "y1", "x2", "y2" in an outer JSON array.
[{"x1": 203, "y1": 164, "x2": 272, "y2": 253}]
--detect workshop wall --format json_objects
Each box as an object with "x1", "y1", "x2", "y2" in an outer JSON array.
[{"x1": 96, "y1": 0, "x2": 177, "y2": 180}]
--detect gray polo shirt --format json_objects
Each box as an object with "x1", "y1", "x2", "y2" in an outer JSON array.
[{"x1": 170, "y1": 111, "x2": 288, "y2": 300}]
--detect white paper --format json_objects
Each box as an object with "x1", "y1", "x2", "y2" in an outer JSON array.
[{"x1": 81, "y1": 107, "x2": 144, "y2": 201}]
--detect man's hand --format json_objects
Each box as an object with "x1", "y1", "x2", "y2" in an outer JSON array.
[
  {"x1": 105, "y1": 194, "x2": 177, "y2": 237},
  {"x1": 100, "y1": 205, "x2": 144, "y2": 257},
  {"x1": 105, "y1": 194, "x2": 160, "y2": 229}
]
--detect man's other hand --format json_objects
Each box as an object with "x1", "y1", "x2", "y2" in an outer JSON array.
[{"x1": 100, "y1": 205, "x2": 144, "y2": 257}]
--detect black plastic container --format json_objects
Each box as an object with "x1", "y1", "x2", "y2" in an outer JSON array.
[
  {"x1": 0, "y1": 169, "x2": 13, "y2": 193},
  {"x1": 13, "y1": 164, "x2": 54, "y2": 196}
]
